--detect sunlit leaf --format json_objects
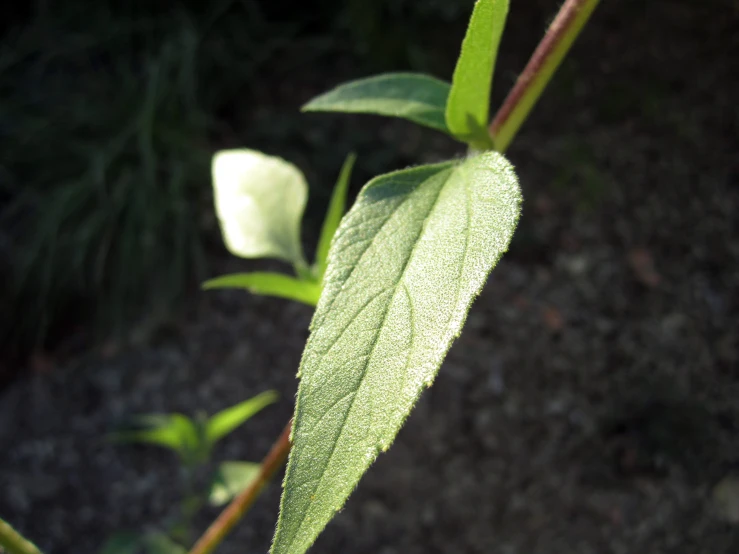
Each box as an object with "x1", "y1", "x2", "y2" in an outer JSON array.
[
  {"x1": 445, "y1": 0, "x2": 509, "y2": 148},
  {"x1": 203, "y1": 272, "x2": 321, "y2": 306},
  {"x1": 212, "y1": 149, "x2": 308, "y2": 265},
  {"x1": 206, "y1": 390, "x2": 278, "y2": 446},
  {"x1": 314, "y1": 153, "x2": 356, "y2": 280},
  {"x1": 271, "y1": 151, "x2": 521, "y2": 554},
  {"x1": 208, "y1": 461, "x2": 262, "y2": 506},
  {"x1": 303, "y1": 73, "x2": 452, "y2": 133}
]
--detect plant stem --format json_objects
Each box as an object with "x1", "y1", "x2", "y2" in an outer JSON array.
[
  {"x1": 188, "y1": 420, "x2": 292, "y2": 554},
  {"x1": 0, "y1": 518, "x2": 43, "y2": 554},
  {"x1": 489, "y1": 0, "x2": 600, "y2": 152}
]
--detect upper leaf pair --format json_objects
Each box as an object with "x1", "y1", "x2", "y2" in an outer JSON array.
[{"x1": 303, "y1": 0, "x2": 509, "y2": 150}]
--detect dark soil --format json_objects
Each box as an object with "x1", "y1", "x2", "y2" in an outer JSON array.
[{"x1": 2, "y1": 1, "x2": 739, "y2": 553}]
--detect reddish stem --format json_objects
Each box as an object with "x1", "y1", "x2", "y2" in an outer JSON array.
[
  {"x1": 489, "y1": 0, "x2": 592, "y2": 139},
  {"x1": 188, "y1": 420, "x2": 292, "y2": 554}
]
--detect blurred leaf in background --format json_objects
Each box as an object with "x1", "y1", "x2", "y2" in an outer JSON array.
[
  {"x1": 110, "y1": 413, "x2": 203, "y2": 465},
  {"x1": 110, "y1": 390, "x2": 277, "y2": 465},
  {"x1": 105, "y1": 391, "x2": 277, "y2": 550},
  {"x1": 205, "y1": 390, "x2": 278, "y2": 446},
  {"x1": 208, "y1": 461, "x2": 261, "y2": 506}
]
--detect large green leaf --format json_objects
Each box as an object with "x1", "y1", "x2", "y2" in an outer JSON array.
[
  {"x1": 271, "y1": 151, "x2": 521, "y2": 554},
  {"x1": 203, "y1": 272, "x2": 321, "y2": 306},
  {"x1": 205, "y1": 390, "x2": 278, "y2": 446},
  {"x1": 212, "y1": 149, "x2": 308, "y2": 266},
  {"x1": 313, "y1": 153, "x2": 356, "y2": 280},
  {"x1": 445, "y1": 0, "x2": 509, "y2": 148},
  {"x1": 208, "y1": 461, "x2": 262, "y2": 506},
  {"x1": 302, "y1": 73, "x2": 452, "y2": 133}
]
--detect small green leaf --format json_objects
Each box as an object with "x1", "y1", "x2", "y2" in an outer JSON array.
[
  {"x1": 142, "y1": 533, "x2": 186, "y2": 554},
  {"x1": 110, "y1": 414, "x2": 199, "y2": 460},
  {"x1": 208, "y1": 461, "x2": 262, "y2": 506},
  {"x1": 206, "y1": 390, "x2": 278, "y2": 446},
  {"x1": 100, "y1": 533, "x2": 141, "y2": 554},
  {"x1": 314, "y1": 153, "x2": 356, "y2": 280},
  {"x1": 446, "y1": 0, "x2": 509, "y2": 148},
  {"x1": 271, "y1": 151, "x2": 521, "y2": 554},
  {"x1": 303, "y1": 73, "x2": 452, "y2": 133},
  {"x1": 203, "y1": 272, "x2": 321, "y2": 306},
  {"x1": 212, "y1": 149, "x2": 308, "y2": 265}
]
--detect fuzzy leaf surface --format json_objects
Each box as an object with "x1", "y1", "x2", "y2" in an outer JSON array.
[
  {"x1": 446, "y1": 0, "x2": 509, "y2": 147},
  {"x1": 303, "y1": 73, "x2": 451, "y2": 133},
  {"x1": 271, "y1": 151, "x2": 521, "y2": 554}
]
